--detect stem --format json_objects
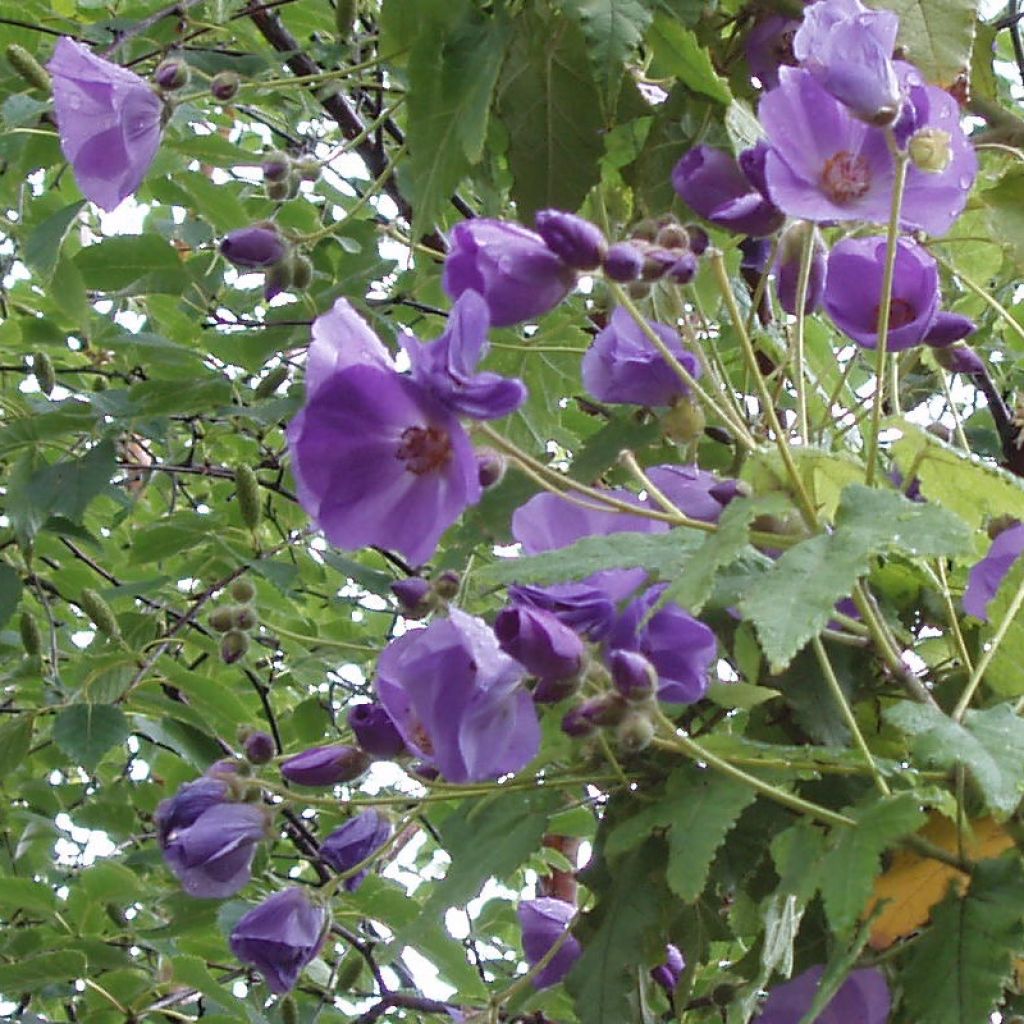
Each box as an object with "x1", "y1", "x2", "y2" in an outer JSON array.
[
  {"x1": 931, "y1": 251, "x2": 1024, "y2": 348},
  {"x1": 792, "y1": 226, "x2": 816, "y2": 443},
  {"x1": 865, "y1": 147, "x2": 909, "y2": 486},
  {"x1": 935, "y1": 559, "x2": 974, "y2": 675}
]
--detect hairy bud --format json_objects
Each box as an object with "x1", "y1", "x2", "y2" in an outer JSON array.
[
  {"x1": 208, "y1": 606, "x2": 236, "y2": 633},
  {"x1": 19, "y1": 611, "x2": 41, "y2": 657},
  {"x1": 221, "y1": 629, "x2": 250, "y2": 664},
  {"x1": 80, "y1": 588, "x2": 121, "y2": 639},
  {"x1": 261, "y1": 150, "x2": 291, "y2": 183},
  {"x1": 254, "y1": 364, "x2": 289, "y2": 398},
  {"x1": 210, "y1": 70, "x2": 240, "y2": 102},
  {"x1": 153, "y1": 58, "x2": 190, "y2": 91},
  {"x1": 294, "y1": 154, "x2": 321, "y2": 182},
  {"x1": 908, "y1": 128, "x2": 952, "y2": 174},
  {"x1": 235, "y1": 464, "x2": 262, "y2": 531},
  {"x1": 242, "y1": 729, "x2": 276, "y2": 765},
  {"x1": 291, "y1": 254, "x2": 314, "y2": 290},
  {"x1": 33, "y1": 352, "x2": 55, "y2": 396},
  {"x1": 7, "y1": 44, "x2": 51, "y2": 91},
  {"x1": 615, "y1": 710, "x2": 656, "y2": 754},
  {"x1": 233, "y1": 605, "x2": 259, "y2": 631}
]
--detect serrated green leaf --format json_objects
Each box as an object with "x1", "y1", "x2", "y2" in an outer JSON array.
[
  {"x1": 886, "y1": 701, "x2": 1024, "y2": 817},
  {"x1": 0, "y1": 714, "x2": 34, "y2": 778},
  {"x1": 647, "y1": 14, "x2": 731, "y2": 104},
  {"x1": 0, "y1": 950, "x2": 86, "y2": 991},
  {"x1": 22, "y1": 200, "x2": 85, "y2": 280},
  {"x1": 878, "y1": 0, "x2": 977, "y2": 86},
  {"x1": 52, "y1": 704, "x2": 130, "y2": 770},
  {"x1": 902, "y1": 856, "x2": 1024, "y2": 1024},
  {"x1": 0, "y1": 562, "x2": 22, "y2": 630},
  {"x1": 560, "y1": 0, "x2": 652, "y2": 104},
  {"x1": 74, "y1": 234, "x2": 181, "y2": 291},
  {"x1": 819, "y1": 793, "x2": 925, "y2": 936}
]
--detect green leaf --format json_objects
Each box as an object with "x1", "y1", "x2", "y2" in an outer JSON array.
[
  {"x1": 819, "y1": 793, "x2": 926, "y2": 936},
  {"x1": 22, "y1": 201, "x2": 85, "y2": 281},
  {"x1": 560, "y1": 0, "x2": 652, "y2": 104},
  {"x1": 0, "y1": 562, "x2": 22, "y2": 630},
  {"x1": 52, "y1": 704, "x2": 130, "y2": 771},
  {"x1": 982, "y1": 169, "x2": 1024, "y2": 271},
  {"x1": 880, "y1": 0, "x2": 978, "y2": 86},
  {"x1": 498, "y1": 11, "x2": 605, "y2": 221},
  {"x1": 647, "y1": 14, "x2": 731, "y2": 104},
  {"x1": 0, "y1": 714, "x2": 34, "y2": 778},
  {"x1": 0, "y1": 875, "x2": 56, "y2": 916},
  {"x1": 740, "y1": 484, "x2": 970, "y2": 670},
  {"x1": 885, "y1": 701, "x2": 1024, "y2": 817},
  {"x1": 0, "y1": 950, "x2": 86, "y2": 991},
  {"x1": 74, "y1": 235, "x2": 181, "y2": 292},
  {"x1": 979, "y1": 557, "x2": 1024, "y2": 696},
  {"x1": 902, "y1": 856, "x2": 1024, "y2": 1024}
]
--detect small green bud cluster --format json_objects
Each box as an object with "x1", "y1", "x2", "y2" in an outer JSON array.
[
  {"x1": 262, "y1": 150, "x2": 321, "y2": 205},
  {"x1": 212, "y1": 578, "x2": 259, "y2": 664}
]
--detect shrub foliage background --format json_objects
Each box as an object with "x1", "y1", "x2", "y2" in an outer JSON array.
[{"x1": 2, "y1": 0, "x2": 1024, "y2": 1021}]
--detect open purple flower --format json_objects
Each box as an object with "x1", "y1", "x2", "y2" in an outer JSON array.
[
  {"x1": 606, "y1": 584, "x2": 717, "y2": 703},
  {"x1": 286, "y1": 299, "x2": 481, "y2": 566},
  {"x1": 746, "y1": 14, "x2": 801, "y2": 89},
  {"x1": 375, "y1": 608, "x2": 540, "y2": 782},
  {"x1": 582, "y1": 307, "x2": 701, "y2": 407},
  {"x1": 793, "y1": 0, "x2": 901, "y2": 124},
  {"x1": 320, "y1": 809, "x2": 392, "y2": 890},
  {"x1": 672, "y1": 144, "x2": 784, "y2": 237},
  {"x1": 494, "y1": 604, "x2": 585, "y2": 682},
  {"x1": 517, "y1": 898, "x2": 582, "y2": 989},
  {"x1": 399, "y1": 290, "x2": 526, "y2": 420},
  {"x1": 348, "y1": 702, "x2": 408, "y2": 758},
  {"x1": 230, "y1": 888, "x2": 328, "y2": 994},
  {"x1": 47, "y1": 38, "x2": 163, "y2": 212},
  {"x1": 756, "y1": 964, "x2": 890, "y2": 1024},
  {"x1": 508, "y1": 581, "x2": 619, "y2": 641},
  {"x1": 823, "y1": 236, "x2": 939, "y2": 350},
  {"x1": 963, "y1": 522, "x2": 1024, "y2": 621},
  {"x1": 444, "y1": 219, "x2": 577, "y2": 327}
]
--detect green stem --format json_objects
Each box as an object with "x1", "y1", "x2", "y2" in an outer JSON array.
[
  {"x1": 791, "y1": 226, "x2": 816, "y2": 443},
  {"x1": 932, "y1": 251, "x2": 1024, "y2": 348},
  {"x1": 865, "y1": 148, "x2": 910, "y2": 486}
]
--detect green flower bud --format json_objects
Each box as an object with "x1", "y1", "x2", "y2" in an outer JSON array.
[
  {"x1": 235, "y1": 464, "x2": 261, "y2": 531},
  {"x1": 80, "y1": 588, "x2": 121, "y2": 639},
  {"x1": 662, "y1": 398, "x2": 705, "y2": 445},
  {"x1": 19, "y1": 610, "x2": 41, "y2": 657},
  {"x1": 254, "y1": 363, "x2": 289, "y2": 398},
  {"x1": 655, "y1": 223, "x2": 690, "y2": 250},
  {"x1": 615, "y1": 710, "x2": 656, "y2": 754},
  {"x1": 210, "y1": 70, "x2": 240, "y2": 102},
  {"x1": 209, "y1": 606, "x2": 236, "y2": 633},
  {"x1": 261, "y1": 150, "x2": 291, "y2": 183},
  {"x1": 908, "y1": 128, "x2": 952, "y2": 174},
  {"x1": 285, "y1": 172, "x2": 302, "y2": 200},
  {"x1": 293, "y1": 154, "x2": 321, "y2": 182},
  {"x1": 432, "y1": 570, "x2": 460, "y2": 600},
  {"x1": 232, "y1": 605, "x2": 259, "y2": 631},
  {"x1": 291, "y1": 254, "x2": 314, "y2": 290},
  {"x1": 265, "y1": 178, "x2": 290, "y2": 202},
  {"x1": 230, "y1": 578, "x2": 257, "y2": 603},
  {"x1": 153, "y1": 58, "x2": 190, "y2": 91},
  {"x1": 221, "y1": 629, "x2": 250, "y2": 664},
  {"x1": 33, "y1": 352, "x2": 55, "y2": 396},
  {"x1": 263, "y1": 256, "x2": 294, "y2": 298},
  {"x1": 6, "y1": 44, "x2": 50, "y2": 92}
]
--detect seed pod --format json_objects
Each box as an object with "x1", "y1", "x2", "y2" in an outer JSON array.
[
  {"x1": 291, "y1": 254, "x2": 314, "y2": 291},
  {"x1": 335, "y1": 0, "x2": 357, "y2": 37},
  {"x1": 293, "y1": 154, "x2": 321, "y2": 182},
  {"x1": 210, "y1": 70, "x2": 240, "y2": 102},
  {"x1": 80, "y1": 588, "x2": 121, "y2": 639},
  {"x1": 6, "y1": 44, "x2": 50, "y2": 92},
  {"x1": 209, "y1": 606, "x2": 236, "y2": 633},
  {"x1": 221, "y1": 629, "x2": 250, "y2": 664},
  {"x1": 230, "y1": 578, "x2": 257, "y2": 603},
  {"x1": 232, "y1": 605, "x2": 259, "y2": 631},
  {"x1": 33, "y1": 352, "x2": 55, "y2": 396},
  {"x1": 235, "y1": 464, "x2": 261, "y2": 531},
  {"x1": 261, "y1": 150, "x2": 291, "y2": 183},
  {"x1": 19, "y1": 611, "x2": 41, "y2": 657},
  {"x1": 254, "y1": 364, "x2": 289, "y2": 398}
]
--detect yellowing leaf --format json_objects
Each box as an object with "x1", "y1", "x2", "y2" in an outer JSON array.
[{"x1": 866, "y1": 815, "x2": 1014, "y2": 949}]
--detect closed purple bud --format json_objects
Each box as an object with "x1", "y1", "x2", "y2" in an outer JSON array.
[
  {"x1": 561, "y1": 705, "x2": 598, "y2": 738},
  {"x1": 642, "y1": 249, "x2": 677, "y2": 281},
  {"x1": 211, "y1": 70, "x2": 240, "y2": 101},
  {"x1": 686, "y1": 225, "x2": 709, "y2": 255},
  {"x1": 476, "y1": 449, "x2": 507, "y2": 488},
  {"x1": 230, "y1": 888, "x2": 328, "y2": 994},
  {"x1": 533, "y1": 675, "x2": 582, "y2": 704},
  {"x1": 535, "y1": 209, "x2": 607, "y2": 270},
  {"x1": 963, "y1": 522, "x2": 1024, "y2": 621},
  {"x1": 243, "y1": 730, "x2": 276, "y2": 765},
  {"x1": 280, "y1": 744, "x2": 371, "y2": 786},
  {"x1": 603, "y1": 242, "x2": 645, "y2": 282},
  {"x1": 495, "y1": 605, "x2": 585, "y2": 681},
  {"x1": 578, "y1": 692, "x2": 628, "y2": 727},
  {"x1": 153, "y1": 57, "x2": 189, "y2": 90},
  {"x1": 319, "y1": 809, "x2": 392, "y2": 889},
  {"x1": 709, "y1": 478, "x2": 748, "y2": 506},
  {"x1": 667, "y1": 251, "x2": 698, "y2": 284},
  {"x1": 410, "y1": 761, "x2": 440, "y2": 781},
  {"x1": 347, "y1": 702, "x2": 408, "y2": 758},
  {"x1": 518, "y1": 898, "x2": 582, "y2": 989},
  {"x1": 390, "y1": 577, "x2": 432, "y2": 617},
  {"x1": 923, "y1": 311, "x2": 977, "y2": 348},
  {"x1": 221, "y1": 226, "x2": 288, "y2": 269},
  {"x1": 262, "y1": 150, "x2": 291, "y2": 182},
  {"x1": 651, "y1": 944, "x2": 685, "y2": 993},
  {"x1": 740, "y1": 237, "x2": 771, "y2": 274},
  {"x1": 609, "y1": 648, "x2": 657, "y2": 702},
  {"x1": 934, "y1": 345, "x2": 984, "y2": 375},
  {"x1": 774, "y1": 221, "x2": 827, "y2": 315}
]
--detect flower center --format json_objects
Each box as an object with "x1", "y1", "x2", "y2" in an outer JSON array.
[
  {"x1": 872, "y1": 298, "x2": 917, "y2": 329},
  {"x1": 396, "y1": 425, "x2": 452, "y2": 475},
  {"x1": 409, "y1": 719, "x2": 435, "y2": 756},
  {"x1": 820, "y1": 151, "x2": 871, "y2": 204}
]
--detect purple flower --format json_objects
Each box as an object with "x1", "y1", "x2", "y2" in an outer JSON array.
[
  {"x1": 934, "y1": 344, "x2": 984, "y2": 375},
  {"x1": 319, "y1": 810, "x2": 392, "y2": 890},
  {"x1": 280, "y1": 744, "x2": 371, "y2": 787},
  {"x1": 399, "y1": 290, "x2": 526, "y2": 420},
  {"x1": 47, "y1": 38, "x2": 164, "y2": 212},
  {"x1": 923, "y1": 311, "x2": 976, "y2": 348},
  {"x1": 610, "y1": 649, "x2": 657, "y2": 702},
  {"x1": 651, "y1": 944, "x2": 685, "y2": 993},
  {"x1": 963, "y1": 522, "x2": 1024, "y2": 621},
  {"x1": 221, "y1": 226, "x2": 288, "y2": 269},
  {"x1": 672, "y1": 145, "x2": 784, "y2": 237},
  {"x1": 756, "y1": 964, "x2": 891, "y2": 1024},
  {"x1": 229, "y1": 888, "x2": 328, "y2": 994},
  {"x1": 157, "y1": 780, "x2": 269, "y2": 898},
  {"x1": 823, "y1": 236, "x2": 939, "y2": 350},
  {"x1": 243, "y1": 730, "x2": 276, "y2": 765},
  {"x1": 535, "y1": 209, "x2": 606, "y2": 270},
  {"x1": 348, "y1": 702, "x2": 408, "y2": 758},
  {"x1": 746, "y1": 14, "x2": 801, "y2": 89},
  {"x1": 517, "y1": 898, "x2": 582, "y2": 989},
  {"x1": 582, "y1": 307, "x2": 701, "y2": 407},
  {"x1": 508, "y1": 581, "x2": 619, "y2": 641},
  {"x1": 443, "y1": 219, "x2": 577, "y2": 327},
  {"x1": 390, "y1": 577, "x2": 433, "y2": 617},
  {"x1": 494, "y1": 604, "x2": 585, "y2": 681},
  {"x1": 646, "y1": 464, "x2": 739, "y2": 523},
  {"x1": 375, "y1": 608, "x2": 540, "y2": 782},
  {"x1": 773, "y1": 221, "x2": 827, "y2": 315},
  {"x1": 793, "y1": 0, "x2": 901, "y2": 124},
  {"x1": 286, "y1": 300, "x2": 481, "y2": 566},
  {"x1": 607, "y1": 585, "x2": 717, "y2": 703},
  {"x1": 603, "y1": 242, "x2": 645, "y2": 282}
]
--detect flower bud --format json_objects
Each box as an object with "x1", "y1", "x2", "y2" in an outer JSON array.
[
  {"x1": 615, "y1": 709, "x2": 656, "y2": 753},
  {"x1": 320, "y1": 809, "x2": 392, "y2": 889},
  {"x1": 934, "y1": 344, "x2": 984, "y2": 375},
  {"x1": 19, "y1": 611, "x2": 41, "y2": 657},
  {"x1": 908, "y1": 128, "x2": 953, "y2": 174},
  {"x1": 221, "y1": 226, "x2": 287, "y2": 270},
  {"x1": 221, "y1": 629, "x2": 250, "y2": 664},
  {"x1": 293, "y1": 154, "x2": 321, "y2": 182},
  {"x1": 231, "y1": 578, "x2": 257, "y2": 603},
  {"x1": 264, "y1": 256, "x2": 294, "y2": 300},
  {"x1": 561, "y1": 705, "x2": 598, "y2": 738},
  {"x1": 662, "y1": 398, "x2": 705, "y2": 444},
  {"x1": 335, "y1": 0, "x2": 357, "y2": 36},
  {"x1": 476, "y1": 449, "x2": 506, "y2": 488},
  {"x1": 254, "y1": 364, "x2": 289, "y2": 398},
  {"x1": 651, "y1": 944, "x2": 685, "y2": 993},
  {"x1": 641, "y1": 249, "x2": 676, "y2": 282},
  {"x1": 262, "y1": 150, "x2": 291, "y2": 182},
  {"x1": 495, "y1": 605, "x2": 585, "y2": 682},
  {"x1": 243, "y1": 729, "x2": 276, "y2": 764},
  {"x1": 433, "y1": 570, "x2": 461, "y2": 600},
  {"x1": 655, "y1": 223, "x2": 690, "y2": 250},
  {"x1": 347, "y1": 702, "x2": 408, "y2": 757},
  {"x1": 153, "y1": 58, "x2": 190, "y2": 91},
  {"x1": 291, "y1": 254, "x2": 314, "y2": 290},
  {"x1": 282, "y1": 995, "x2": 300, "y2": 1024},
  {"x1": 235, "y1": 464, "x2": 262, "y2": 530},
  {"x1": 609, "y1": 649, "x2": 657, "y2": 702},
  {"x1": 209, "y1": 606, "x2": 236, "y2": 633},
  {"x1": 390, "y1": 577, "x2": 432, "y2": 618},
  {"x1": 774, "y1": 221, "x2": 827, "y2": 316},
  {"x1": 686, "y1": 225, "x2": 709, "y2": 255},
  {"x1": 533, "y1": 675, "x2": 582, "y2": 704},
  {"x1": 33, "y1": 351, "x2": 55, "y2": 396},
  {"x1": 578, "y1": 692, "x2": 628, "y2": 727},
  {"x1": 666, "y1": 251, "x2": 698, "y2": 285},
  {"x1": 210, "y1": 70, "x2": 240, "y2": 101},
  {"x1": 233, "y1": 605, "x2": 259, "y2": 631},
  {"x1": 535, "y1": 209, "x2": 606, "y2": 270},
  {"x1": 6, "y1": 44, "x2": 51, "y2": 92},
  {"x1": 281, "y1": 744, "x2": 371, "y2": 786},
  {"x1": 631, "y1": 219, "x2": 658, "y2": 242},
  {"x1": 266, "y1": 178, "x2": 290, "y2": 201},
  {"x1": 923, "y1": 311, "x2": 977, "y2": 348},
  {"x1": 709, "y1": 478, "x2": 750, "y2": 506},
  {"x1": 80, "y1": 588, "x2": 121, "y2": 639},
  {"x1": 602, "y1": 242, "x2": 645, "y2": 282}
]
